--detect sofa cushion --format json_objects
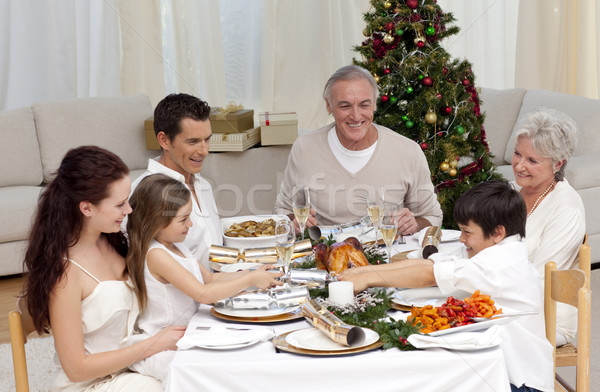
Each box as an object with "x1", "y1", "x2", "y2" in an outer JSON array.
[
  {"x1": 564, "y1": 154, "x2": 600, "y2": 190},
  {"x1": 504, "y1": 89, "x2": 600, "y2": 163},
  {"x1": 0, "y1": 186, "x2": 43, "y2": 242},
  {"x1": 33, "y1": 94, "x2": 155, "y2": 180},
  {"x1": 479, "y1": 87, "x2": 527, "y2": 166},
  {"x1": 0, "y1": 107, "x2": 44, "y2": 186}
]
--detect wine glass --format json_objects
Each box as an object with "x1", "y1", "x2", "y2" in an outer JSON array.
[
  {"x1": 366, "y1": 187, "x2": 384, "y2": 241},
  {"x1": 380, "y1": 204, "x2": 398, "y2": 263},
  {"x1": 292, "y1": 185, "x2": 310, "y2": 240},
  {"x1": 275, "y1": 219, "x2": 295, "y2": 283}
]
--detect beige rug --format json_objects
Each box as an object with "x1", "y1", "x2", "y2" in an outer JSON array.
[{"x1": 0, "y1": 335, "x2": 57, "y2": 391}]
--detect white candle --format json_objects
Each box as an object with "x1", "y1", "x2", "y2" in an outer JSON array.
[{"x1": 328, "y1": 281, "x2": 354, "y2": 306}]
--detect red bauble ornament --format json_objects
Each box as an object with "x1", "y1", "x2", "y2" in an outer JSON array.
[
  {"x1": 381, "y1": 95, "x2": 389, "y2": 103},
  {"x1": 385, "y1": 22, "x2": 395, "y2": 32},
  {"x1": 383, "y1": 68, "x2": 391, "y2": 75},
  {"x1": 406, "y1": 0, "x2": 418, "y2": 9},
  {"x1": 416, "y1": 40, "x2": 425, "y2": 48},
  {"x1": 437, "y1": 132, "x2": 443, "y2": 137},
  {"x1": 443, "y1": 67, "x2": 448, "y2": 75},
  {"x1": 435, "y1": 93, "x2": 442, "y2": 100},
  {"x1": 462, "y1": 79, "x2": 470, "y2": 86},
  {"x1": 422, "y1": 76, "x2": 433, "y2": 87},
  {"x1": 443, "y1": 106, "x2": 452, "y2": 115},
  {"x1": 420, "y1": 142, "x2": 428, "y2": 150}
]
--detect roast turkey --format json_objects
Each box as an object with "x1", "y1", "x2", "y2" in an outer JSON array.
[{"x1": 314, "y1": 237, "x2": 369, "y2": 274}]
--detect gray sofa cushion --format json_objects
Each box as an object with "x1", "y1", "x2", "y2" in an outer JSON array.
[
  {"x1": 0, "y1": 186, "x2": 43, "y2": 242},
  {"x1": 504, "y1": 89, "x2": 600, "y2": 163},
  {"x1": 479, "y1": 87, "x2": 527, "y2": 166},
  {"x1": 0, "y1": 107, "x2": 43, "y2": 186},
  {"x1": 33, "y1": 94, "x2": 155, "y2": 179}
]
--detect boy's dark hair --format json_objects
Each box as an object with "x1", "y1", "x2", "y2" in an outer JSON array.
[
  {"x1": 453, "y1": 180, "x2": 526, "y2": 238},
  {"x1": 153, "y1": 93, "x2": 211, "y2": 142}
]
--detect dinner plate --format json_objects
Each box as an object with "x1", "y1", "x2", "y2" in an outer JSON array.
[
  {"x1": 428, "y1": 315, "x2": 514, "y2": 336},
  {"x1": 274, "y1": 330, "x2": 383, "y2": 356},
  {"x1": 210, "y1": 306, "x2": 303, "y2": 323},
  {"x1": 214, "y1": 305, "x2": 299, "y2": 318},
  {"x1": 285, "y1": 327, "x2": 379, "y2": 351},
  {"x1": 393, "y1": 287, "x2": 448, "y2": 307},
  {"x1": 415, "y1": 228, "x2": 462, "y2": 243},
  {"x1": 195, "y1": 339, "x2": 260, "y2": 350}
]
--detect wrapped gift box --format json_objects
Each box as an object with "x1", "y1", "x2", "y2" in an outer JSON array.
[
  {"x1": 210, "y1": 107, "x2": 254, "y2": 133},
  {"x1": 259, "y1": 112, "x2": 298, "y2": 146},
  {"x1": 209, "y1": 127, "x2": 261, "y2": 152},
  {"x1": 144, "y1": 116, "x2": 160, "y2": 150}
]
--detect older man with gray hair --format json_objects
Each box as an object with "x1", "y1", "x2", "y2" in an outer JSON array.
[{"x1": 275, "y1": 65, "x2": 442, "y2": 235}]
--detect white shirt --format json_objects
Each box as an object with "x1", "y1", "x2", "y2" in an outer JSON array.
[
  {"x1": 328, "y1": 127, "x2": 377, "y2": 175},
  {"x1": 513, "y1": 179, "x2": 585, "y2": 344},
  {"x1": 131, "y1": 158, "x2": 222, "y2": 269},
  {"x1": 431, "y1": 236, "x2": 554, "y2": 392}
]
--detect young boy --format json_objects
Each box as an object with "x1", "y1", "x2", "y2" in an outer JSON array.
[{"x1": 339, "y1": 180, "x2": 553, "y2": 392}]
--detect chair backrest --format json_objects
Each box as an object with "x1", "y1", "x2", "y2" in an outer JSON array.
[
  {"x1": 8, "y1": 297, "x2": 36, "y2": 392},
  {"x1": 544, "y1": 262, "x2": 591, "y2": 392},
  {"x1": 579, "y1": 235, "x2": 591, "y2": 288}
]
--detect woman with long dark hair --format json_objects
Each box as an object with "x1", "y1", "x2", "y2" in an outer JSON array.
[{"x1": 24, "y1": 145, "x2": 184, "y2": 391}]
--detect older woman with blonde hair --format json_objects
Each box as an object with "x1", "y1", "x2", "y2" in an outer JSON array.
[{"x1": 511, "y1": 108, "x2": 585, "y2": 346}]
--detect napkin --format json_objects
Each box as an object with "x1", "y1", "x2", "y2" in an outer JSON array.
[
  {"x1": 177, "y1": 326, "x2": 275, "y2": 349},
  {"x1": 407, "y1": 325, "x2": 502, "y2": 351}
]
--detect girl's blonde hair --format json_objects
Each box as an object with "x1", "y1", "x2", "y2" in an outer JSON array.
[{"x1": 126, "y1": 174, "x2": 191, "y2": 311}]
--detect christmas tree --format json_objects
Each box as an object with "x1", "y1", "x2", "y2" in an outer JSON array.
[{"x1": 354, "y1": 0, "x2": 501, "y2": 229}]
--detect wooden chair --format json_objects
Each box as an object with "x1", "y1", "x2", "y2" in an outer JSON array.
[
  {"x1": 8, "y1": 297, "x2": 36, "y2": 392},
  {"x1": 544, "y1": 262, "x2": 591, "y2": 392}
]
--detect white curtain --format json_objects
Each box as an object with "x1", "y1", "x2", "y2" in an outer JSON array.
[
  {"x1": 3, "y1": 0, "x2": 599, "y2": 114},
  {"x1": 437, "y1": 0, "x2": 520, "y2": 90},
  {"x1": 0, "y1": 0, "x2": 121, "y2": 110},
  {"x1": 515, "y1": 0, "x2": 600, "y2": 99}
]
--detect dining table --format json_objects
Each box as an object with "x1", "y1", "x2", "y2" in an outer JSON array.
[{"x1": 165, "y1": 229, "x2": 511, "y2": 391}]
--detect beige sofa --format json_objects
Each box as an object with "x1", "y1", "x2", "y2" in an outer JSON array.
[{"x1": 1, "y1": 88, "x2": 598, "y2": 277}]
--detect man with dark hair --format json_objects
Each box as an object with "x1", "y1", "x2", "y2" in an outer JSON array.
[
  {"x1": 130, "y1": 93, "x2": 221, "y2": 269},
  {"x1": 339, "y1": 180, "x2": 553, "y2": 391}
]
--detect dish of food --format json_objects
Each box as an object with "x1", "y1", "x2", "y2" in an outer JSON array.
[
  {"x1": 427, "y1": 316, "x2": 512, "y2": 336},
  {"x1": 220, "y1": 215, "x2": 289, "y2": 248}
]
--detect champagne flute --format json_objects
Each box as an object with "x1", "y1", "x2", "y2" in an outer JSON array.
[
  {"x1": 275, "y1": 219, "x2": 295, "y2": 284},
  {"x1": 292, "y1": 185, "x2": 310, "y2": 240},
  {"x1": 366, "y1": 188, "x2": 384, "y2": 241},
  {"x1": 380, "y1": 204, "x2": 398, "y2": 263}
]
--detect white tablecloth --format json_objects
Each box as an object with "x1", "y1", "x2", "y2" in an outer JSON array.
[{"x1": 165, "y1": 306, "x2": 510, "y2": 392}]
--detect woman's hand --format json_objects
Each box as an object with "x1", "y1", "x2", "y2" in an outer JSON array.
[
  {"x1": 249, "y1": 265, "x2": 284, "y2": 290},
  {"x1": 146, "y1": 325, "x2": 187, "y2": 357}
]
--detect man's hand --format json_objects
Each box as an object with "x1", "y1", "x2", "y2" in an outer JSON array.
[{"x1": 395, "y1": 208, "x2": 419, "y2": 235}]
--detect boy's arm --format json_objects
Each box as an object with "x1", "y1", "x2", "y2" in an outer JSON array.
[{"x1": 339, "y1": 259, "x2": 436, "y2": 293}]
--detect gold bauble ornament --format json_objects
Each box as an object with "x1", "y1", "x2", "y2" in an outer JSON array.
[
  {"x1": 374, "y1": 75, "x2": 381, "y2": 83},
  {"x1": 383, "y1": 33, "x2": 395, "y2": 44},
  {"x1": 449, "y1": 168, "x2": 458, "y2": 177},
  {"x1": 424, "y1": 111, "x2": 437, "y2": 124},
  {"x1": 449, "y1": 160, "x2": 458, "y2": 168},
  {"x1": 363, "y1": 28, "x2": 370, "y2": 37},
  {"x1": 384, "y1": 1, "x2": 392, "y2": 9},
  {"x1": 440, "y1": 162, "x2": 450, "y2": 172}
]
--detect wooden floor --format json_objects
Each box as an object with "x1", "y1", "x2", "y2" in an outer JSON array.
[{"x1": 0, "y1": 274, "x2": 26, "y2": 344}]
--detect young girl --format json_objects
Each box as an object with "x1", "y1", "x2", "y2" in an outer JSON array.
[
  {"x1": 125, "y1": 174, "x2": 283, "y2": 382},
  {"x1": 23, "y1": 146, "x2": 184, "y2": 391}
]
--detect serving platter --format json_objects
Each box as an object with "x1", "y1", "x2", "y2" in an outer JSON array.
[
  {"x1": 273, "y1": 329, "x2": 383, "y2": 356},
  {"x1": 427, "y1": 315, "x2": 513, "y2": 336},
  {"x1": 210, "y1": 306, "x2": 303, "y2": 323}
]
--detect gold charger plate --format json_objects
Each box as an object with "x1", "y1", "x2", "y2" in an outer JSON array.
[
  {"x1": 273, "y1": 330, "x2": 383, "y2": 356},
  {"x1": 210, "y1": 306, "x2": 303, "y2": 323}
]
